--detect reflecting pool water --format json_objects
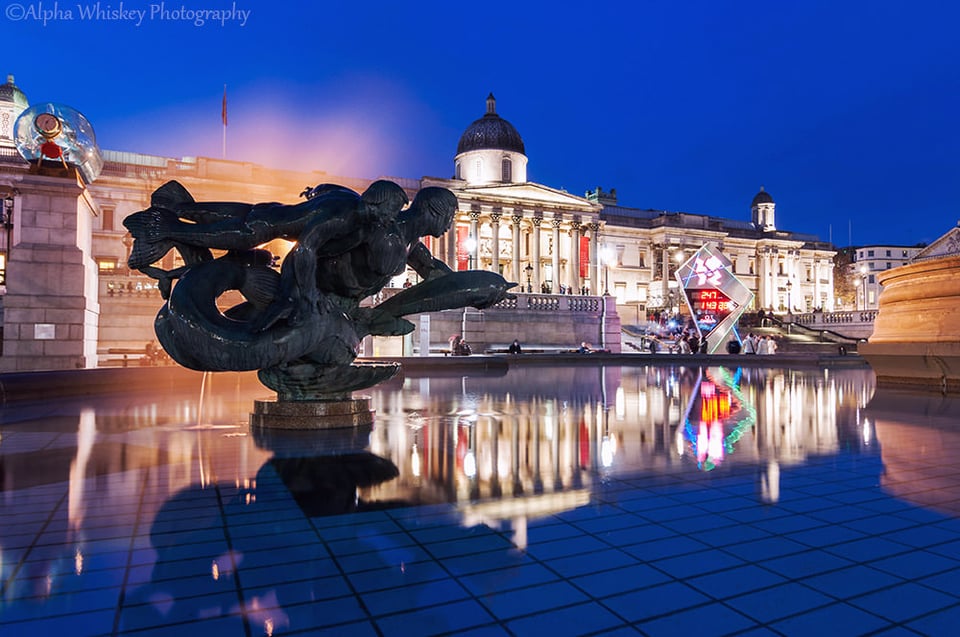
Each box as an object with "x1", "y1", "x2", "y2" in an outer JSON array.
[
  {"x1": 358, "y1": 365, "x2": 876, "y2": 514},
  {"x1": 6, "y1": 363, "x2": 960, "y2": 637},
  {"x1": 0, "y1": 365, "x2": 877, "y2": 527}
]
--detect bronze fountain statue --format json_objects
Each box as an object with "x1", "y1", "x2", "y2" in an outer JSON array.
[{"x1": 124, "y1": 179, "x2": 514, "y2": 404}]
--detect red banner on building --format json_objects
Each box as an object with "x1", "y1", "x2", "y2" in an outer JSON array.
[
  {"x1": 580, "y1": 236, "x2": 590, "y2": 280},
  {"x1": 456, "y1": 226, "x2": 469, "y2": 271}
]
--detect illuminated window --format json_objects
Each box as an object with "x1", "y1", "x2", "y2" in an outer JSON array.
[{"x1": 98, "y1": 258, "x2": 118, "y2": 271}]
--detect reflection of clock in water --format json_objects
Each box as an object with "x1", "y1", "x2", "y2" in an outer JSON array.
[{"x1": 33, "y1": 113, "x2": 62, "y2": 138}]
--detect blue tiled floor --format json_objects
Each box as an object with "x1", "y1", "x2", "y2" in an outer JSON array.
[
  {"x1": 4, "y1": 456, "x2": 960, "y2": 636},
  {"x1": 3, "y1": 379, "x2": 960, "y2": 636}
]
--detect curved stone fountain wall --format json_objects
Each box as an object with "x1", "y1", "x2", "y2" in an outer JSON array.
[{"x1": 860, "y1": 254, "x2": 960, "y2": 391}]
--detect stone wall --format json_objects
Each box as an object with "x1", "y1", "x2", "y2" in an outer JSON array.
[
  {"x1": 403, "y1": 294, "x2": 621, "y2": 354},
  {"x1": 859, "y1": 255, "x2": 960, "y2": 391}
]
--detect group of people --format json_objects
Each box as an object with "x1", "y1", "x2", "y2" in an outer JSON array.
[
  {"x1": 673, "y1": 332, "x2": 707, "y2": 354},
  {"x1": 740, "y1": 333, "x2": 778, "y2": 355}
]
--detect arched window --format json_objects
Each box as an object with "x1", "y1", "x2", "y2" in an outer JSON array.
[
  {"x1": 455, "y1": 161, "x2": 462, "y2": 180},
  {"x1": 501, "y1": 157, "x2": 512, "y2": 183}
]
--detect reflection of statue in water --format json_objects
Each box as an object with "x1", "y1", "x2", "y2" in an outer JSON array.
[{"x1": 124, "y1": 180, "x2": 514, "y2": 398}]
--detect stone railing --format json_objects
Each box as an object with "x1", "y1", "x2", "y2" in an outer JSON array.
[
  {"x1": 786, "y1": 310, "x2": 876, "y2": 341},
  {"x1": 493, "y1": 293, "x2": 602, "y2": 313},
  {"x1": 99, "y1": 270, "x2": 164, "y2": 298},
  {"x1": 790, "y1": 310, "x2": 877, "y2": 327}
]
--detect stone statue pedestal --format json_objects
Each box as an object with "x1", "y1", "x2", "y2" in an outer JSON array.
[{"x1": 250, "y1": 397, "x2": 375, "y2": 430}]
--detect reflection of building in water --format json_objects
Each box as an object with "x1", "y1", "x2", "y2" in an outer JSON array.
[
  {"x1": 366, "y1": 366, "x2": 622, "y2": 509},
  {"x1": 363, "y1": 365, "x2": 875, "y2": 518}
]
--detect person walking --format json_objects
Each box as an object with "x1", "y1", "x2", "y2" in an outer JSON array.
[{"x1": 756, "y1": 335, "x2": 770, "y2": 355}]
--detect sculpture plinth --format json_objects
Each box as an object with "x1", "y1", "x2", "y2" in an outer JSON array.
[
  {"x1": 124, "y1": 179, "x2": 514, "y2": 428},
  {"x1": 250, "y1": 397, "x2": 375, "y2": 429}
]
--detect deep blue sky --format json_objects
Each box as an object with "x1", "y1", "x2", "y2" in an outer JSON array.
[{"x1": 4, "y1": 0, "x2": 958, "y2": 246}]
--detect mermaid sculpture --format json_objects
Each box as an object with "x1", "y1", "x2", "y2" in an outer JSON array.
[{"x1": 124, "y1": 180, "x2": 514, "y2": 399}]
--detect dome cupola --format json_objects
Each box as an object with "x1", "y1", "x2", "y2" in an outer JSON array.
[
  {"x1": 0, "y1": 74, "x2": 29, "y2": 146},
  {"x1": 751, "y1": 186, "x2": 776, "y2": 231},
  {"x1": 454, "y1": 94, "x2": 528, "y2": 185}
]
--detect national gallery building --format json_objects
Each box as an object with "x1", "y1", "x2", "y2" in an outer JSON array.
[{"x1": 0, "y1": 76, "x2": 835, "y2": 368}]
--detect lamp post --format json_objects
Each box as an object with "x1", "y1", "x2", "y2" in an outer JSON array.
[
  {"x1": 464, "y1": 235, "x2": 477, "y2": 270},
  {"x1": 600, "y1": 246, "x2": 614, "y2": 296},
  {"x1": 524, "y1": 263, "x2": 533, "y2": 293},
  {"x1": 786, "y1": 280, "x2": 792, "y2": 315},
  {"x1": 859, "y1": 265, "x2": 868, "y2": 310},
  {"x1": 3, "y1": 194, "x2": 14, "y2": 283}
]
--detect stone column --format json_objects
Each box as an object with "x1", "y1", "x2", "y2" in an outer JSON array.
[
  {"x1": 570, "y1": 219, "x2": 581, "y2": 293},
  {"x1": 589, "y1": 222, "x2": 601, "y2": 295},
  {"x1": 469, "y1": 210, "x2": 480, "y2": 269},
  {"x1": 532, "y1": 215, "x2": 542, "y2": 292},
  {"x1": 551, "y1": 217, "x2": 562, "y2": 293},
  {"x1": 445, "y1": 221, "x2": 457, "y2": 270},
  {"x1": 511, "y1": 213, "x2": 522, "y2": 285},
  {"x1": 661, "y1": 244, "x2": 670, "y2": 287},
  {"x1": 490, "y1": 209, "x2": 501, "y2": 274}
]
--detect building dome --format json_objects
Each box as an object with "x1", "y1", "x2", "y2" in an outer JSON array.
[
  {"x1": 751, "y1": 186, "x2": 774, "y2": 207},
  {"x1": 457, "y1": 93, "x2": 525, "y2": 155},
  {"x1": 0, "y1": 75, "x2": 28, "y2": 109}
]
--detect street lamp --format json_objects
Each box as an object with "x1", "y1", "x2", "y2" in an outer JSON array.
[
  {"x1": 3, "y1": 195, "x2": 14, "y2": 278},
  {"x1": 859, "y1": 265, "x2": 868, "y2": 310},
  {"x1": 463, "y1": 235, "x2": 477, "y2": 270},
  {"x1": 524, "y1": 263, "x2": 533, "y2": 293},
  {"x1": 786, "y1": 280, "x2": 792, "y2": 314},
  {"x1": 599, "y1": 246, "x2": 614, "y2": 296}
]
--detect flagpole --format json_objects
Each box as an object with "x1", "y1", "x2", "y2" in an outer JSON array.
[{"x1": 221, "y1": 84, "x2": 227, "y2": 159}]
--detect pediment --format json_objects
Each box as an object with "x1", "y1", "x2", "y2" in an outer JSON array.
[
  {"x1": 914, "y1": 227, "x2": 960, "y2": 260},
  {"x1": 455, "y1": 182, "x2": 600, "y2": 211}
]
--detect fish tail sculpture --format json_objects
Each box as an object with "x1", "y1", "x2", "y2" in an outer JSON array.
[{"x1": 155, "y1": 258, "x2": 358, "y2": 372}]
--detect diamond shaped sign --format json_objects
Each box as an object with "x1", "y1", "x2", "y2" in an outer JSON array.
[{"x1": 675, "y1": 242, "x2": 754, "y2": 354}]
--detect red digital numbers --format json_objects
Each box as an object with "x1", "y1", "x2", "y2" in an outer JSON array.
[{"x1": 690, "y1": 289, "x2": 730, "y2": 313}]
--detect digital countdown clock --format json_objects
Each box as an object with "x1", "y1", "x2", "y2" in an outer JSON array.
[
  {"x1": 685, "y1": 288, "x2": 734, "y2": 335},
  {"x1": 675, "y1": 242, "x2": 754, "y2": 353}
]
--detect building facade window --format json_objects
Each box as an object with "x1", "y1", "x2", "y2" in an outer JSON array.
[
  {"x1": 101, "y1": 206, "x2": 115, "y2": 231},
  {"x1": 501, "y1": 158, "x2": 512, "y2": 183}
]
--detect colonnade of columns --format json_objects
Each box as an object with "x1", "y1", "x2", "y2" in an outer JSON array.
[{"x1": 437, "y1": 209, "x2": 602, "y2": 295}]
